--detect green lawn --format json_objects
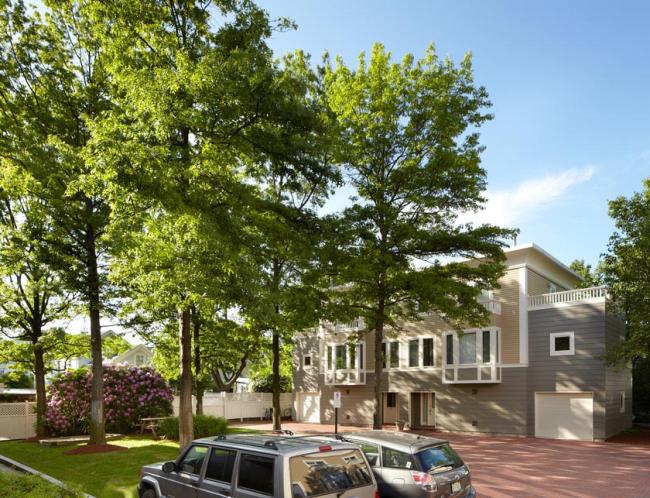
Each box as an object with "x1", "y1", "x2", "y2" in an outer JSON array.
[
  {"x1": 0, "y1": 471, "x2": 84, "y2": 498},
  {"x1": 0, "y1": 429, "x2": 260, "y2": 498}
]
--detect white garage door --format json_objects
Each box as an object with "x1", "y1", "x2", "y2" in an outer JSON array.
[
  {"x1": 299, "y1": 393, "x2": 321, "y2": 423},
  {"x1": 535, "y1": 392, "x2": 593, "y2": 441}
]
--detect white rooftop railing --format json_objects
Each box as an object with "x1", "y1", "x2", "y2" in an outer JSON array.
[{"x1": 528, "y1": 285, "x2": 608, "y2": 309}]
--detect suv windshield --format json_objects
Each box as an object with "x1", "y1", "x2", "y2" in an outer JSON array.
[
  {"x1": 415, "y1": 444, "x2": 464, "y2": 474},
  {"x1": 290, "y1": 448, "x2": 373, "y2": 497}
]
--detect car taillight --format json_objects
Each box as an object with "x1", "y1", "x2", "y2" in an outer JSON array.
[
  {"x1": 410, "y1": 470, "x2": 438, "y2": 492},
  {"x1": 374, "y1": 491, "x2": 380, "y2": 498}
]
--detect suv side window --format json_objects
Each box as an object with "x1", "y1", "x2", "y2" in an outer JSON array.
[
  {"x1": 381, "y1": 446, "x2": 413, "y2": 469},
  {"x1": 178, "y1": 445, "x2": 209, "y2": 475},
  {"x1": 351, "y1": 440, "x2": 381, "y2": 468},
  {"x1": 205, "y1": 447, "x2": 237, "y2": 483},
  {"x1": 237, "y1": 453, "x2": 275, "y2": 495}
]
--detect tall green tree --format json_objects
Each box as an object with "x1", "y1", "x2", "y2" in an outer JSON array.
[
  {"x1": 0, "y1": 0, "x2": 113, "y2": 444},
  {"x1": 0, "y1": 185, "x2": 74, "y2": 437},
  {"x1": 569, "y1": 259, "x2": 603, "y2": 288},
  {"x1": 601, "y1": 177, "x2": 650, "y2": 361},
  {"x1": 89, "y1": 0, "x2": 337, "y2": 442},
  {"x1": 242, "y1": 51, "x2": 338, "y2": 430},
  {"x1": 87, "y1": 0, "x2": 287, "y2": 449},
  {"x1": 322, "y1": 44, "x2": 514, "y2": 428}
]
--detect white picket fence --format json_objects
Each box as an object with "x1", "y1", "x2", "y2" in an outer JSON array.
[
  {"x1": 172, "y1": 392, "x2": 293, "y2": 421},
  {"x1": 0, "y1": 393, "x2": 293, "y2": 441},
  {"x1": 0, "y1": 402, "x2": 36, "y2": 440}
]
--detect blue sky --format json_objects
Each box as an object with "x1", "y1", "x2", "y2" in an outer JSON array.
[{"x1": 258, "y1": 0, "x2": 650, "y2": 267}]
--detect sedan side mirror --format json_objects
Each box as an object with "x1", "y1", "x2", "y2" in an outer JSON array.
[{"x1": 162, "y1": 461, "x2": 177, "y2": 473}]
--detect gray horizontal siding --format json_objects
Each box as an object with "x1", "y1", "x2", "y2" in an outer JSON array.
[{"x1": 528, "y1": 302, "x2": 607, "y2": 439}]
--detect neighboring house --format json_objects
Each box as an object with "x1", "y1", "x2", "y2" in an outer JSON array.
[
  {"x1": 105, "y1": 343, "x2": 153, "y2": 367},
  {"x1": 293, "y1": 243, "x2": 633, "y2": 441}
]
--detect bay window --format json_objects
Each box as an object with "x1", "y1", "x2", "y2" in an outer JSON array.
[{"x1": 443, "y1": 328, "x2": 501, "y2": 383}]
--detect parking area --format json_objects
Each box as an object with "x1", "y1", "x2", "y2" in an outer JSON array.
[{"x1": 232, "y1": 421, "x2": 650, "y2": 498}]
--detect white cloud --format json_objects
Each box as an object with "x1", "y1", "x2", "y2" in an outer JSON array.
[{"x1": 461, "y1": 166, "x2": 595, "y2": 228}]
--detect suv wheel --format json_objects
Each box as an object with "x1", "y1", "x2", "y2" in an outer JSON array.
[{"x1": 140, "y1": 487, "x2": 157, "y2": 498}]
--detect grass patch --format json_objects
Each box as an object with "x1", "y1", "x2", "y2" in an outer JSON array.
[
  {"x1": 0, "y1": 471, "x2": 83, "y2": 497},
  {"x1": 0, "y1": 428, "x2": 264, "y2": 498}
]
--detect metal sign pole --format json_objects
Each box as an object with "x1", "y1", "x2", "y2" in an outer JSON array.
[{"x1": 335, "y1": 407, "x2": 338, "y2": 435}]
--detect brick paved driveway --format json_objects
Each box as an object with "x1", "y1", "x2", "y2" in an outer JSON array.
[{"x1": 232, "y1": 421, "x2": 650, "y2": 498}]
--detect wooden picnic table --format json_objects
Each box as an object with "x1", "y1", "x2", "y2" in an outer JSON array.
[{"x1": 139, "y1": 416, "x2": 174, "y2": 438}]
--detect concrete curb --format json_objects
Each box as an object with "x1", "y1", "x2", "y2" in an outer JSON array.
[{"x1": 0, "y1": 453, "x2": 95, "y2": 498}]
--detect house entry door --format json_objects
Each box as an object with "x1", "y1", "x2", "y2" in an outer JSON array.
[{"x1": 421, "y1": 392, "x2": 435, "y2": 426}]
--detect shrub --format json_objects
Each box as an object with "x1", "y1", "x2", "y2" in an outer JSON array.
[
  {"x1": 158, "y1": 414, "x2": 228, "y2": 440},
  {"x1": 45, "y1": 365, "x2": 174, "y2": 436}
]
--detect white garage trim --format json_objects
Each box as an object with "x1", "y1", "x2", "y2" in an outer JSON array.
[
  {"x1": 298, "y1": 392, "x2": 321, "y2": 423},
  {"x1": 535, "y1": 391, "x2": 594, "y2": 441}
]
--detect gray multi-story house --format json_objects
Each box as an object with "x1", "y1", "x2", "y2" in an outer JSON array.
[{"x1": 292, "y1": 243, "x2": 633, "y2": 441}]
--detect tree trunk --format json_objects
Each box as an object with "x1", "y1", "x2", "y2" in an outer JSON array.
[
  {"x1": 373, "y1": 303, "x2": 385, "y2": 430},
  {"x1": 192, "y1": 309, "x2": 203, "y2": 415},
  {"x1": 178, "y1": 307, "x2": 194, "y2": 450},
  {"x1": 272, "y1": 329, "x2": 281, "y2": 431},
  {"x1": 33, "y1": 344, "x2": 47, "y2": 438},
  {"x1": 86, "y1": 220, "x2": 105, "y2": 446}
]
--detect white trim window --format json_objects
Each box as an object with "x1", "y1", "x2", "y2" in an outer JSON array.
[
  {"x1": 549, "y1": 331, "x2": 575, "y2": 356},
  {"x1": 444, "y1": 329, "x2": 500, "y2": 366},
  {"x1": 382, "y1": 341, "x2": 400, "y2": 369},
  {"x1": 407, "y1": 337, "x2": 435, "y2": 368},
  {"x1": 326, "y1": 342, "x2": 364, "y2": 372}
]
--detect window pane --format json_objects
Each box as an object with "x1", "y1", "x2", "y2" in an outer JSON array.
[
  {"x1": 206, "y1": 448, "x2": 236, "y2": 483},
  {"x1": 359, "y1": 343, "x2": 364, "y2": 369},
  {"x1": 409, "y1": 340, "x2": 419, "y2": 367},
  {"x1": 386, "y1": 392, "x2": 397, "y2": 407},
  {"x1": 289, "y1": 449, "x2": 372, "y2": 497},
  {"x1": 554, "y1": 336, "x2": 571, "y2": 352},
  {"x1": 381, "y1": 447, "x2": 413, "y2": 469},
  {"x1": 482, "y1": 331, "x2": 491, "y2": 363},
  {"x1": 390, "y1": 342, "x2": 399, "y2": 368},
  {"x1": 327, "y1": 346, "x2": 333, "y2": 370},
  {"x1": 382, "y1": 343, "x2": 387, "y2": 368},
  {"x1": 335, "y1": 345, "x2": 347, "y2": 370},
  {"x1": 423, "y1": 338, "x2": 434, "y2": 367},
  {"x1": 445, "y1": 335, "x2": 454, "y2": 365},
  {"x1": 238, "y1": 454, "x2": 274, "y2": 495},
  {"x1": 179, "y1": 445, "x2": 208, "y2": 475},
  {"x1": 304, "y1": 356, "x2": 311, "y2": 367},
  {"x1": 349, "y1": 344, "x2": 356, "y2": 369},
  {"x1": 459, "y1": 333, "x2": 476, "y2": 364}
]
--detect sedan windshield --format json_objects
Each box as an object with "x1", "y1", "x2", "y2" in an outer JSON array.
[{"x1": 415, "y1": 444, "x2": 464, "y2": 474}]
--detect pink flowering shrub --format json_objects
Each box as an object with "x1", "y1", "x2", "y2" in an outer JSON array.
[{"x1": 45, "y1": 365, "x2": 174, "y2": 435}]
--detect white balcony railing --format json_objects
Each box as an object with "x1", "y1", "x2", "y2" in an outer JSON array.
[
  {"x1": 528, "y1": 285, "x2": 608, "y2": 310},
  {"x1": 479, "y1": 299, "x2": 502, "y2": 315},
  {"x1": 332, "y1": 318, "x2": 364, "y2": 333}
]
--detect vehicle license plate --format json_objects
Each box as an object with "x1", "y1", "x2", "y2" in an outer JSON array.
[{"x1": 451, "y1": 481, "x2": 462, "y2": 493}]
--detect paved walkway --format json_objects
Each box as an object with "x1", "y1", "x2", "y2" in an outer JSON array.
[{"x1": 231, "y1": 421, "x2": 650, "y2": 498}]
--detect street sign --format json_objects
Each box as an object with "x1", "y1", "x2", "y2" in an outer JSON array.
[{"x1": 333, "y1": 391, "x2": 342, "y2": 408}]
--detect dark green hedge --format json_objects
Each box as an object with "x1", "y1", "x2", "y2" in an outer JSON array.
[{"x1": 159, "y1": 415, "x2": 228, "y2": 440}]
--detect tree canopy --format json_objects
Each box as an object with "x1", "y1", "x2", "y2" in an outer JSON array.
[{"x1": 321, "y1": 43, "x2": 515, "y2": 428}]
